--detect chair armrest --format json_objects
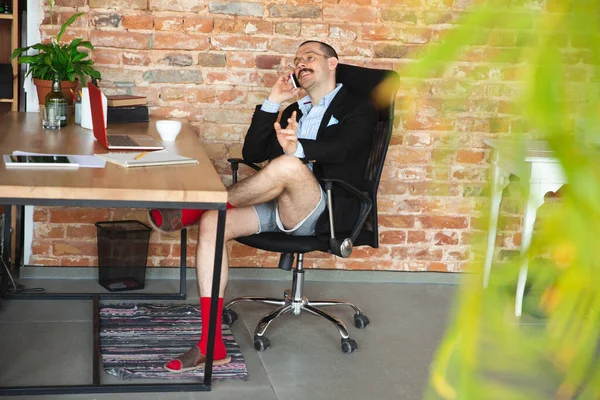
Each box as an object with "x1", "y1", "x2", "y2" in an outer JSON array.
[
  {"x1": 320, "y1": 178, "x2": 372, "y2": 258},
  {"x1": 227, "y1": 158, "x2": 261, "y2": 184}
]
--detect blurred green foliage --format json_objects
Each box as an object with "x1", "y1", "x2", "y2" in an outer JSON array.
[{"x1": 415, "y1": 1, "x2": 600, "y2": 399}]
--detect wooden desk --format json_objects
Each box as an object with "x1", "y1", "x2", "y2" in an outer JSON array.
[
  {"x1": 484, "y1": 139, "x2": 566, "y2": 317},
  {"x1": 0, "y1": 112, "x2": 228, "y2": 394}
]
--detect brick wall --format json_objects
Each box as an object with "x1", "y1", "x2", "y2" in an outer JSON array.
[{"x1": 29, "y1": 0, "x2": 552, "y2": 272}]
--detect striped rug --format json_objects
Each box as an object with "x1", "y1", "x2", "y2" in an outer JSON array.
[{"x1": 99, "y1": 303, "x2": 249, "y2": 380}]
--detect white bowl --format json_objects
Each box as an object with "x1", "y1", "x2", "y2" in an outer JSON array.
[{"x1": 156, "y1": 120, "x2": 182, "y2": 141}]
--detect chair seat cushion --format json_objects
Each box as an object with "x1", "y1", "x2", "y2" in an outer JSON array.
[{"x1": 236, "y1": 233, "x2": 330, "y2": 253}]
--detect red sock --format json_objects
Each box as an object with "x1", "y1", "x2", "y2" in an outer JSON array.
[
  {"x1": 151, "y1": 203, "x2": 235, "y2": 228},
  {"x1": 198, "y1": 297, "x2": 227, "y2": 359},
  {"x1": 164, "y1": 297, "x2": 227, "y2": 371}
]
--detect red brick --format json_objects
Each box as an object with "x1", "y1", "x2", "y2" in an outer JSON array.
[
  {"x1": 50, "y1": 208, "x2": 111, "y2": 224},
  {"x1": 33, "y1": 208, "x2": 49, "y2": 222},
  {"x1": 29, "y1": 256, "x2": 60, "y2": 266},
  {"x1": 183, "y1": 17, "x2": 213, "y2": 33},
  {"x1": 93, "y1": 49, "x2": 122, "y2": 65},
  {"x1": 301, "y1": 23, "x2": 329, "y2": 37},
  {"x1": 148, "y1": 243, "x2": 171, "y2": 257},
  {"x1": 66, "y1": 225, "x2": 97, "y2": 239},
  {"x1": 434, "y1": 232, "x2": 460, "y2": 245},
  {"x1": 226, "y1": 52, "x2": 256, "y2": 68},
  {"x1": 231, "y1": 244, "x2": 260, "y2": 258},
  {"x1": 123, "y1": 51, "x2": 151, "y2": 66},
  {"x1": 53, "y1": 241, "x2": 97, "y2": 256},
  {"x1": 153, "y1": 33, "x2": 209, "y2": 50},
  {"x1": 408, "y1": 183, "x2": 460, "y2": 196},
  {"x1": 456, "y1": 149, "x2": 485, "y2": 164},
  {"x1": 34, "y1": 224, "x2": 65, "y2": 239},
  {"x1": 32, "y1": 240, "x2": 53, "y2": 256},
  {"x1": 91, "y1": 31, "x2": 149, "y2": 49},
  {"x1": 154, "y1": 17, "x2": 183, "y2": 31},
  {"x1": 380, "y1": 231, "x2": 406, "y2": 245},
  {"x1": 428, "y1": 262, "x2": 449, "y2": 272},
  {"x1": 350, "y1": 246, "x2": 389, "y2": 258},
  {"x1": 111, "y1": 209, "x2": 148, "y2": 221},
  {"x1": 121, "y1": 15, "x2": 153, "y2": 30},
  {"x1": 255, "y1": 55, "x2": 283, "y2": 70},
  {"x1": 218, "y1": 89, "x2": 247, "y2": 105},
  {"x1": 379, "y1": 215, "x2": 415, "y2": 229},
  {"x1": 411, "y1": 247, "x2": 443, "y2": 261},
  {"x1": 418, "y1": 216, "x2": 468, "y2": 229},
  {"x1": 322, "y1": 6, "x2": 377, "y2": 23},
  {"x1": 211, "y1": 35, "x2": 269, "y2": 51},
  {"x1": 408, "y1": 231, "x2": 429, "y2": 243}
]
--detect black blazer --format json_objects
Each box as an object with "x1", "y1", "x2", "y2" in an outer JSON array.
[{"x1": 242, "y1": 86, "x2": 378, "y2": 237}]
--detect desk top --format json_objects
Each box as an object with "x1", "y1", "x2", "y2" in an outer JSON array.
[{"x1": 0, "y1": 112, "x2": 228, "y2": 204}]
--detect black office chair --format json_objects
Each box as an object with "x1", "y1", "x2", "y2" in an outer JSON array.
[{"x1": 224, "y1": 64, "x2": 400, "y2": 353}]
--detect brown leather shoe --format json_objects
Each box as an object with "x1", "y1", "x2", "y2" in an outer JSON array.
[{"x1": 164, "y1": 345, "x2": 231, "y2": 372}]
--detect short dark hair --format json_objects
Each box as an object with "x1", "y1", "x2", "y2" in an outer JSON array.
[{"x1": 298, "y1": 41, "x2": 339, "y2": 59}]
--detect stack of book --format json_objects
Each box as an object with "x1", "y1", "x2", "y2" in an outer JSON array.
[{"x1": 106, "y1": 95, "x2": 149, "y2": 124}]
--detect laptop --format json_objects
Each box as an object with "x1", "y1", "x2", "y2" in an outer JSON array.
[{"x1": 88, "y1": 83, "x2": 164, "y2": 150}]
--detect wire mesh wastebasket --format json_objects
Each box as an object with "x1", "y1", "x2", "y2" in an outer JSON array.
[{"x1": 95, "y1": 220, "x2": 152, "y2": 292}]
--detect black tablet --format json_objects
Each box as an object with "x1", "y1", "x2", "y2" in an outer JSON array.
[{"x1": 3, "y1": 154, "x2": 79, "y2": 169}]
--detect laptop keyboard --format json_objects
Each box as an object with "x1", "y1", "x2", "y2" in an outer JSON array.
[{"x1": 107, "y1": 135, "x2": 139, "y2": 147}]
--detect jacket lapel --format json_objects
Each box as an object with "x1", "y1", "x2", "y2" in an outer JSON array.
[{"x1": 316, "y1": 86, "x2": 347, "y2": 140}]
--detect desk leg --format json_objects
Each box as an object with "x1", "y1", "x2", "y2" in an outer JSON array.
[
  {"x1": 515, "y1": 182, "x2": 564, "y2": 317},
  {"x1": 0, "y1": 205, "x2": 12, "y2": 297},
  {"x1": 203, "y1": 208, "x2": 227, "y2": 387},
  {"x1": 484, "y1": 163, "x2": 510, "y2": 288}
]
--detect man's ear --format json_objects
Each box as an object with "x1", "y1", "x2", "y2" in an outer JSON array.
[{"x1": 328, "y1": 57, "x2": 339, "y2": 71}]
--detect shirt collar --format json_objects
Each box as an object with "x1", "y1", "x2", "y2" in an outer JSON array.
[{"x1": 297, "y1": 83, "x2": 343, "y2": 115}]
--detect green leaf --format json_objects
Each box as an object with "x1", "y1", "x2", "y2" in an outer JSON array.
[
  {"x1": 66, "y1": 38, "x2": 83, "y2": 51},
  {"x1": 56, "y1": 12, "x2": 84, "y2": 43}
]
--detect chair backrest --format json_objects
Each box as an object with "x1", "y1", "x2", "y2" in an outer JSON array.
[{"x1": 336, "y1": 63, "x2": 400, "y2": 248}]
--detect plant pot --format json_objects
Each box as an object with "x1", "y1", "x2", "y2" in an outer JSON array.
[{"x1": 33, "y1": 78, "x2": 78, "y2": 106}]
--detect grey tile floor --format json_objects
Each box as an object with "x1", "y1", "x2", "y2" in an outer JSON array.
[{"x1": 0, "y1": 274, "x2": 456, "y2": 400}]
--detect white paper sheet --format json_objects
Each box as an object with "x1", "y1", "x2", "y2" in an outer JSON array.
[{"x1": 12, "y1": 151, "x2": 106, "y2": 168}]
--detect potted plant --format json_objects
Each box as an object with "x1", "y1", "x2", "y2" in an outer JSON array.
[{"x1": 10, "y1": 1, "x2": 101, "y2": 105}]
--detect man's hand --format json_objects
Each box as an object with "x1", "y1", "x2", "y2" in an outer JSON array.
[
  {"x1": 267, "y1": 74, "x2": 301, "y2": 104},
  {"x1": 274, "y1": 111, "x2": 299, "y2": 155}
]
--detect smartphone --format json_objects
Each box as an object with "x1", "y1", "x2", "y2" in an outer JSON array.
[
  {"x1": 289, "y1": 73, "x2": 300, "y2": 89},
  {"x1": 3, "y1": 154, "x2": 79, "y2": 169}
]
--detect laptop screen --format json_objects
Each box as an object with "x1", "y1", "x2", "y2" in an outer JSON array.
[{"x1": 88, "y1": 82, "x2": 109, "y2": 148}]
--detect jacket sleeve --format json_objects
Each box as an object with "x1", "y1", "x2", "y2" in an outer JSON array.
[
  {"x1": 242, "y1": 105, "x2": 287, "y2": 163},
  {"x1": 298, "y1": 100, "x2": 377, "y2": 165}
]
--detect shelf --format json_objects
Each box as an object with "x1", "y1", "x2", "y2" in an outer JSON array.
[
  {"x1": 0, "y1": 98, "x2": 15, "y2": 103},
  {"x1": 0, "y1": 14, "x2": 14, "y2": 20}
]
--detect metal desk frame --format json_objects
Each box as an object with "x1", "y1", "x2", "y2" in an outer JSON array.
[{"x1": 0, "y1": 198, "x2": 227, "y2": 396}]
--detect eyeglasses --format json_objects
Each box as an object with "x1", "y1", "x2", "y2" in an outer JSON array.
[{"x1": 291, "y1": 51, "x2": 331, "y2": 68}]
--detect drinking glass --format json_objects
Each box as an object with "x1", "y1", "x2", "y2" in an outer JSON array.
[{"x1": 42, "y1": 106, "x2": 60, "y2": 130}]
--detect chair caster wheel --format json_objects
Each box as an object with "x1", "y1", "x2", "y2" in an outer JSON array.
[
  {"x1": 341, "y1": 338, "x2": 357, "y2": 353},
  {"x1": 254, "y1": 335, "x2": 271, "y2": 352},
  {"x1": 354, "y1": 314, "x2": 370, "y2": 329},
  {"x1": 223, "y1": 309, "x2": 238, "y2": 326}
]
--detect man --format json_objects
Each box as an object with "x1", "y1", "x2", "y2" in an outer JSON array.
[{"x1": 150, "y1": 41, "x2": 377, "y2": 372}]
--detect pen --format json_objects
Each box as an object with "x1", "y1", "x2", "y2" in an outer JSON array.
[{"x1": 135, "y1": 151, "x2": 147, "y2": 160}]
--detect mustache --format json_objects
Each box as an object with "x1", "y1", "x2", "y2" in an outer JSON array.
[{"x1": 298, "y1": 68, "x2": 313, "y2": 75}]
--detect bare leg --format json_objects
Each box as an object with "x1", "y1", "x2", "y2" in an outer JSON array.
[
  {"x1": 197, "y1": 206, "x2": 259, "y2": 297},
  {"x1": 197, "y1": 155, "x2": 322, "y2": 295},
  {"x1": 228, "y1": 155, "x2": 322, "y2": 229}
]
